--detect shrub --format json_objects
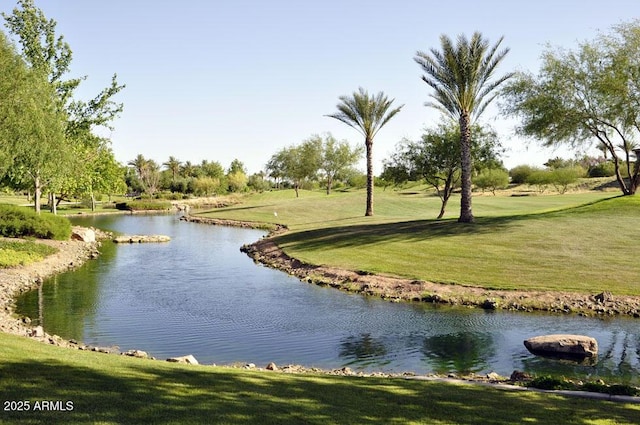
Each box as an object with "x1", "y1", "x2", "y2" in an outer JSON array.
[
  {"x1": 0, "y1": 205, "x2": 71, "y2": 240},
  {"x1": 0, "y1": 240, "x2": 58, "y2": 267},
  {"x1": 526, "y1": 169, "x2": 553, "y2": 193},
  {"x1": 588, "y1": 161, "x2": 616, "y2": 178},
  {"x1": 528, "y1": 375, "x2": 571, "y2": 391},
  {"x1": 474, "y1": 168, "x2": 509, "y2": 195},
  {"x1": 509, "y1": 165, "x2": 537, "y2": 184},
  {"x1": 550, "y1": 166, "x2": 585, "y2": 194},
  {"x1": 115, "y1": 201, "x2": 172, "y2": 211}
]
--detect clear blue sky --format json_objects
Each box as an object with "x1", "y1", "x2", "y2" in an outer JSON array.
[{"x1": 4, "y1": 1, "x2": 639, "y2": 174}]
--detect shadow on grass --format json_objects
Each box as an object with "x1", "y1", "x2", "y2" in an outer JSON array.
[
  {"x1": 273, "y1": 216, "x2": 517, "y2": 251},
  {"x1": 1, "y1": 359, "x2": 638, "y2": 424},
  {"x1": 273, "y1": 196, "x2": 626, "y2": 251},
  {"x1": 202, "y1": 204, "x2": 277, "y2": 214}
]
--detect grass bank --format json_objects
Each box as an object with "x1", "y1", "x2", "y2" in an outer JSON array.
[
  {"x1": 199, "y1": 189, "x2": 636, "y2": 295},
  {"x1": 0, "y1": 240, "x2": 57, "y2": 268},
  {"x1": 1, "y1": 333, "x2": 638, "y2": 424}
]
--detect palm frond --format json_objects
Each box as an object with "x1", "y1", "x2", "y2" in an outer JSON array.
[
  {"x1": 415, "y1": 31, "x2": 513, "y2": 121},
  {"x1": 327, "y1": 87, "x2": 404, "y2": 140}
]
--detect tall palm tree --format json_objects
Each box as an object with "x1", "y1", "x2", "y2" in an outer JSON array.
[
  {"x1": 327, "y1": 87, "x2": 403, "y2": 216},
  {"x1": 127, "y1": 154, "x2": 148, "y2": 178},
  {"x1": 163, "y1": 156, "x2": 182, "y2": 183},
  {"x1": 414, "y1": 32, "x2": 513, "y2": 223}
]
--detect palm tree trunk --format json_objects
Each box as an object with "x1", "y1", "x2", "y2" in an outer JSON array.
[
  {"x1": 458, "y1": 113, "x2": 474, "y2": 223},
  {"x1": 365, "y1": 138, "x2": 374, "y2": 216}
]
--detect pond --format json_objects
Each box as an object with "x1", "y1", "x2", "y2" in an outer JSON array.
[{"x1": 15, "y1": 214, "x2": 640, "y2": 383}]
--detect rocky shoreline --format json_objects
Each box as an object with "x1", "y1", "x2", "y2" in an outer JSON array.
[
  {"x1": 239, "y1": 227, "x2": 640, "y2": 319},
  {"x1": 0, "y1": 222, "x2": 640, "y2": 403}
]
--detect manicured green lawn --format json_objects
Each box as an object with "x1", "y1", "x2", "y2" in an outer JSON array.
[
  {"x1": 1, "y1": 332, "x2": 638, "y2": 424},
  {"x1": 200, "y1": 188, "x2": 636, "y2": 294}
]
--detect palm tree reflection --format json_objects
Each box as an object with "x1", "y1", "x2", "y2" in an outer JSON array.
[{"x1": 422, "y1": 332, "x2": 495, "y2": 375}]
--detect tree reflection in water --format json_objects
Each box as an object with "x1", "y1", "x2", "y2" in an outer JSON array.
[
  {"x1": 422, "y1": 332, "x2": 495, "y2": 375},
  {"x1": 339, "y1": 333, "x2": 390, "y2": 368}
]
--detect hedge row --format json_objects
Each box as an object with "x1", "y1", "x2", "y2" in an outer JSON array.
[
  {"x1": 115, "y1": 200, "x2": 172, "y2": 211},
  {"x1": 0, "y1": 205, "x2": 71, "y2": 240}
]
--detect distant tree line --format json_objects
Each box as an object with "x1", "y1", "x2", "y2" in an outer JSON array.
[
  {"x1": 124, "y1": 155, "x2": 256, "y2": 199},
  {"x1": 2, "y1": 0, "x2": 637, "y2": 220}
]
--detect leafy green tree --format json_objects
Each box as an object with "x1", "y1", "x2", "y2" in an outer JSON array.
[
  {"x1": 502, "y1": 20, "x2": 640, "y2": 195},
  {"x1": 57, "y1": 134, "x2": 125, "y2": 210},
  {"x1": 3, "y1": 1, "x2": 125, "y2": 211},
  {"x1": 265, "y1": 150, "x2": 287, "y2": 189},
  {"x1": 474, "y1": 168, "x2": 509, "y2": 195},
  {"x1": 4, "y1": 0, "x2": 124, "y2": 134},
  {"x1": 267, "y1": 137, "x2": 322, "y2": 197},
  {"x1": 384, "y1": 122, "x2": 502, "y2": 219},
  {"x1": 415, "y1": 32, "x2": 513, "y2": 222},
  {"x1": 247, "y1": 171, "x2": 271, "y2": 192},
  {"x1": 0, "y1": 31, "x2": 23, "y2": 174},
  {"x1": 0, "y1": 31, "x2": 67, "y2": 213},
  {"x1": 201, "y1": 160, "x2": 224, "y2": 179},
  {"x1": 327, "y1": 87, "x2": 403, "y2": 216},
  {"x1": 378, "y1": 163, "x2": 410, "y2": 189},
  {"x1": 124, "y1": 168, "x2": 143, "y2": 194},
  {"x1": 228, "y1": 159, "x2": 247, "y2": 175},
  {"x1": 320, "y1": 133, "x2": 363, "y2": 194},
  {"x1": 3, "y1": 0, "x2": 79, "y2": 103}
]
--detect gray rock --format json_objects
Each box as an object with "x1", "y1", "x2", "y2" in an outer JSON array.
[
  {"x1": 29, "y1": 325, "x2": 44, "y2": 338},
  {"x1": 124, "y1": 350, "x2": 149, "y2": 359},
  {"x1": 524, "y1": 334, "x2": 598, "y2": 358},
  {"x1": 113, "y1": 235, "x2": 171, "y2": 244},
  {"x1": 266, "y1": 362, "x2": 278, "y2": 371},
  {"x1": 510, "y1": 370, "x2": 531, "y2": 382},
  {"x1": 167, "y1": 354, "x2": 199, "y2": 365}
]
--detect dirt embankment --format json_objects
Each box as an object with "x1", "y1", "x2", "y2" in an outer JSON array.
[{"x1": 240, "y1": 233, "x2": 640, "y2": 319}]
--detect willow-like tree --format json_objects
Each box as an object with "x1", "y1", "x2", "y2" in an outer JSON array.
[
  {"x1": 4, "y1": 0, "x2": 124, "y2": 212},
  {"x1": 326, "y1": 87, "x2": 403, "y2": 216},
  {"x1": 415, "y1": 33, "x2": 513, "y2": 223},
  {"x1": 0, "y1": 31, "x2": 66, "y2": 214}
]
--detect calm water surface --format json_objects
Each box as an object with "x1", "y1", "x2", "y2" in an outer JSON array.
[{"x1": 16, "y1": 214, "x2": 640, "y2": 383}]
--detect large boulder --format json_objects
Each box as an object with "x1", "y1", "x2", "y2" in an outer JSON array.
[
  {"x1": 524, "y1": 334, "x2": 598, "y2": 358},
  {"x1": 71, "y1": 227, "x2": 96, "y2": 243}
]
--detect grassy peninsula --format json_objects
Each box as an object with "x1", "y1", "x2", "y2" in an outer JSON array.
[{"x1": 199, "y1": 188, "x2": 637, "y2": 296}]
